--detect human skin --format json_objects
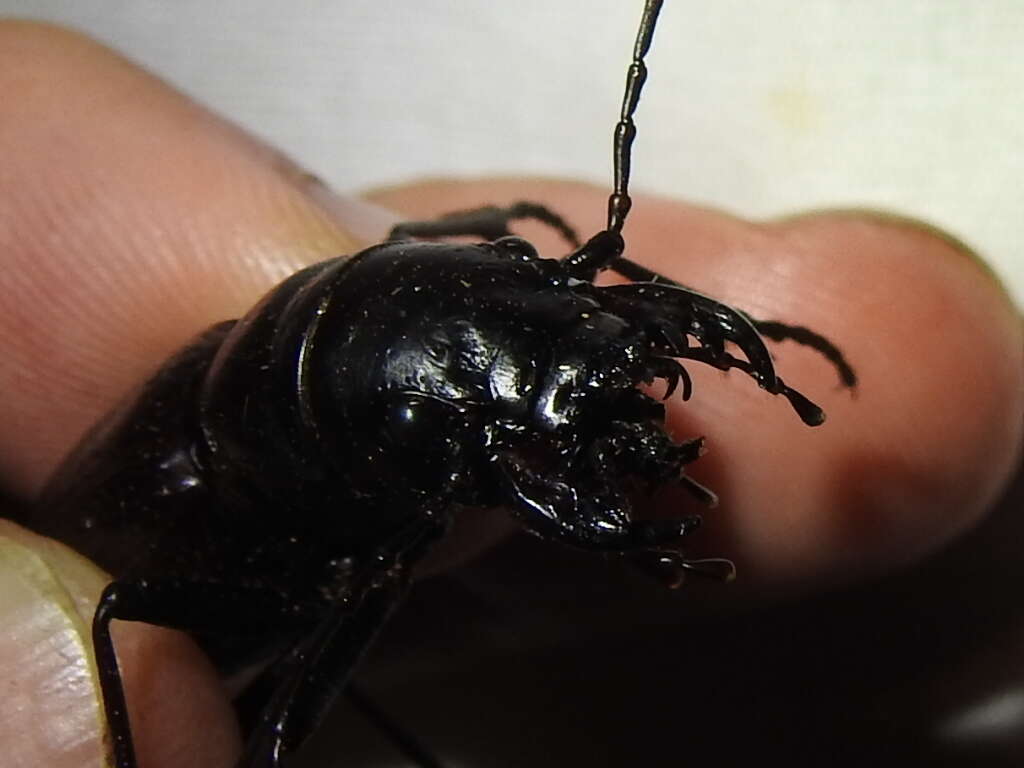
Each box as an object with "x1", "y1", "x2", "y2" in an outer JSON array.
[{"x1": 0, "y1": 20, "x2": 1020, "y2": 768}]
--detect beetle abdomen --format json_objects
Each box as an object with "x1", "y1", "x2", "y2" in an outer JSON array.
[{"x1": 33, "y1": 320, "x2": 236, "y2": 576}]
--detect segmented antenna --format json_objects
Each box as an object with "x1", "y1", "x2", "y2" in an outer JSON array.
[{"x1": 608, "y1": 0, "x2": 664, "y2": 234}]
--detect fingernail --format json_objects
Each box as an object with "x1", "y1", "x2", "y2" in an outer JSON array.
[
  {"x1": 0, "y1": 520, "x2": 108, "y2": 767},
  {"x1": 777, "y1": 207, "x2": 1018, "y2": 308},
  {"x1": 304, "y1": 178, "x2": 402, "y2": 246}
]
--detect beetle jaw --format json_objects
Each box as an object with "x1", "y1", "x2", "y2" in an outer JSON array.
[{"x1": 477, "y1": 347, "x2": 715, "y2": 555}]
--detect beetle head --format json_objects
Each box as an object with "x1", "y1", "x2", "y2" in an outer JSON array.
[
  {"x1": 305, "y1": 239, "x2": 711, "y2": 551},
  {"x1": 298, "y1": 240, "x2": 702, "y2": 541}
]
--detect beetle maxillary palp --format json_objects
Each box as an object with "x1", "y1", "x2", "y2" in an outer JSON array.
[{"x1": 632, "y1": 552, "x2": 738, "y2": 589}]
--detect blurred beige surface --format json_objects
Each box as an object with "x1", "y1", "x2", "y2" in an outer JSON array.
[{"x1": 1, "y1": 0, "x2": 1020, "y2": 304}]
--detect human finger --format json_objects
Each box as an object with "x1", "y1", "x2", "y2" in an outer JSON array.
[{"x1": 0, "y1": 20, "x2": 377, "y2": 768}]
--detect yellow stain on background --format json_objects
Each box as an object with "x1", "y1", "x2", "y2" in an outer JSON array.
[{"x1": 765, "y1": 82, "x2": 821, "y2": 137}]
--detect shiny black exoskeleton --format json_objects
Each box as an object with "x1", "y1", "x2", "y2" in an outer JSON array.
[{"x1": 25, "y1": 2, "x2": 855, "y2": 767}]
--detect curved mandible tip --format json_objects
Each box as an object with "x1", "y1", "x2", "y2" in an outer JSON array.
[{"x1": 598, "y1": 282, "x2": 779, "y2": 391}]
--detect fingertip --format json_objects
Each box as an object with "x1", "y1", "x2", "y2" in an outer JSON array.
[
  {"x1": 770, "y1": 210, "x2": 1022, "y2": 577},
  {"x1": 114, "y1": 622, "x2": 242, "y2": 768},
  {"x1": 679, "y1": 208, "x2": 1023, "y2": 585},
  {"x1": 0, "y1": 520, "x2": 240, "y2": 768},
  {"x1": 0, "y1": 21, "x2": 373, "y2": 494},
  {"x1": 0, "y1": 521, "x2": 106, "y2": 768}
]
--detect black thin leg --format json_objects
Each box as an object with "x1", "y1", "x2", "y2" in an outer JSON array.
[
  {"x1": 755, "y1": 320, "x2": 858, "y2": 388},
  {"x1": 93, "y1": 588, "x2": 137, "y2": 768},
  {"x1": 93, "y1": 580, "x2": 313, "y2": 768},
  {"x1": 240, "y1": 579, "x2": 408, "y2": 768},
  {"x1": 609, "y1": 255, "x2": 680, "y2": 285},
  {"x1": 388, "y1": 201, "x2": 580, "y2": 249},
  {"x1": 347, "y1": 684, "x2": 445, "y2": 768}
]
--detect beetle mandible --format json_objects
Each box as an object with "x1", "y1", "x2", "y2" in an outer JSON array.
[{"x1": 22, "y1": 1, "x2": 856, "y2": 766}]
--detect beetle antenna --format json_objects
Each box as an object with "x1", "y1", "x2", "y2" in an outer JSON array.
[{"x1": 607, "y1": 0, "x2": 664, "y2": 235}]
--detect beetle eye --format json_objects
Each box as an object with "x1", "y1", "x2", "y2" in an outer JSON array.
[
  {"x1": 385, "y1": 393, "x2": 468, "y2": 446},
  {"x1": 382, "y1": 393, "x2": 479, "y2": 493},
  {"x1": 386, "y1": 395, "x2": 431, "y2": 442}
]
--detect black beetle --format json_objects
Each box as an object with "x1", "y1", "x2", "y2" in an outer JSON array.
[{"x1": 22, "y1": 1, "x2": 855, "y2": 766}]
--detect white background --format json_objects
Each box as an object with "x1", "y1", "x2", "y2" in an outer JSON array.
[{"x1": 3, "y1": 0, "x2": 1022, "y2": 305}]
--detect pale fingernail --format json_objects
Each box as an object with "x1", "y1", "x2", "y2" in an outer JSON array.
[
  {"x1": 304, "y1": 179, "x2": 402, "y2": 246},
  {"x1": 0, "y1": 521, "x2": 110, "y2": 767},
  {"x1": 776, "y1": 207, "x2": 1019, "y2": 309}
]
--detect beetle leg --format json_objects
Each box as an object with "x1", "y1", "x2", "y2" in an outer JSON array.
[
  {"x1": 93, "y1": 587, "x2": 137, "y2": 768},
  {"x1": 238, "y1": 576, "x2": 411, "y2": 768},
  {"x1": 94, "y1": 574, "x2": 426, "y2": 768},
  {"x1": 388, "y1": 201, "x2": 580, "y2": 248},
  {"x1": 238, "y1": 523, "x2": 444, "y2": 766},
  {"x1": 93, "y1": 580, "x2": 313, "y2": 768},
  {"x1": 345, "y1": 684, "x2": 446, "y2": 768},
  {"x1": 607, "y1": 254, "x2": 679, "y2": 285},
  {"x1": 755, "y1": 319, "x2": 858, "y2": 388}
]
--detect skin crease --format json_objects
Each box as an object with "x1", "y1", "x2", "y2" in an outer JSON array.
[{"x1": 0, "y1": 19, "x2": 1020, "y2": 768}]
